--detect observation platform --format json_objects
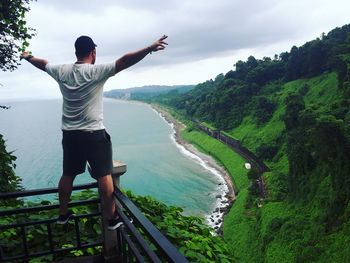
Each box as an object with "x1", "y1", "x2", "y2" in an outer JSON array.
[{"x1": 0, "y1": 161, "x2": 188, "y2": 263}]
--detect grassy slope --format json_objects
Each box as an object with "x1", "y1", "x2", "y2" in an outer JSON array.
[
  {"x1": 222, "y1": 72, "x2": 346, "y2": 262},
  {"x1": 180, "y1": 129, "x2": 258, "y2": 261},
  {"x1": 231, "y1": 73, "x2": 338, "y2": 152},
  {"x1": 181, "y1": 129, "x2": 249, "y2": 191},
  {"x1": 164, "y1": 72, "x2": 345, "y2": 262},
  {"x1": 223, "y1": 188, "x2": 260, "y2": 263}
]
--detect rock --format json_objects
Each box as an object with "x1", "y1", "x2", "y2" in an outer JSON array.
[
  {"x1": 217, "y1": 229, "x2": 223, "y2": 235},
  {"x1": 219, "y1": 207, "x2": 227, "y2": 213},
  {"x1": 215, "y1": 194, "x2": 222, "y2": 198}
]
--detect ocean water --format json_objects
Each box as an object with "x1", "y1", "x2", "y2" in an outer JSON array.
[{"x1": 0, "y1": 99, "x2": 225, "y2": 218}]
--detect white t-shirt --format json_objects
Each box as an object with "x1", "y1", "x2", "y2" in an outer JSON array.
[{"x1": 46, "y1": 63, "x2": 116, "y2": 131}]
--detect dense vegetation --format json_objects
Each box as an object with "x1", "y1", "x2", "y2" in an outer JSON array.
[
  {"x1": 137, "y1": 24, "x2": 350, "y2": 262},
  {"x1": 0, "y1": 2, "x2": 233, "y2": 262},
  {"x1": 0, "y1": 134, "x2": 23, "y2": 205},
  {"x1": 0, "y1": 0, "x2": 35, "y2": 71},
  {"x1": 148, "y1": 25, "x2": 350, "y2": 131},
  {"x1": 0, "y1": 0, "x2": 30, "y2": 201},
  {"x1": 2, "y1": 2, "x2": 350, "y2": 261},
  {"x1": 1, "y1": 0, "x2": 33, "y2": 195},
  {"x1": 0, "y1": 190, "x2": 235, "y2": 262},
  {"x1": 126, "y1": 191, "x2": 234, "y2": 262}
]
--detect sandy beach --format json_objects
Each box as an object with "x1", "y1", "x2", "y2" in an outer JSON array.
[{"x1": 151, "y1": 104, "x2": 236, "y2": 233}]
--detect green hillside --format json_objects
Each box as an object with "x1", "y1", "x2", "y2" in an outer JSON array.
[
  {"x1": 2, "y1": 14, "x2": 349, "y2": 261},
  {"x1": 223, "y1": 72, "x2": 349, "y2": 262},
  {"x1": 140, "y1": 24, "x2": 350, "y2": 262}
]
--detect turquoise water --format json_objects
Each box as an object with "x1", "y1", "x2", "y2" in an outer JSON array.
[{"x1": 0, "y1": 99, "x2": 223, "y2": 217}]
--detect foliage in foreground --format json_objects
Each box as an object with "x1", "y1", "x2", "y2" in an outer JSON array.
[
  {"x1": 0, "y1": 134, "x2": 23, "y2": 204},
  {"x1": 0, "y1": 190, "x2": 102, "y2": 262},
  {"x1": 125, "y1": 190, "x2": 235, "y2": 263},
  {"x1": 0, "y1": 0, "x2": 36, "y2": 71},
  {"x1": 133, "y1": 23, "x2": 350, "y2": 263},
  {"x1": 0, "y1": 189, "x2": 234, "y2": 262}
]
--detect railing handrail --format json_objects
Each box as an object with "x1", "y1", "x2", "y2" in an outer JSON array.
[
  {"x1": 0, "y1": 182, "x2": 189, "y2": 262},
  {"x1": 0, "y1": 182, "x2": 102, "y2": 263},
  {"x1": 0, "y1": 198, "x2": 100, "y2": 218},
  {"x1": 0, "y1": 211, "x2": 101, "y2": 230},
  {"x1": 114, "y1": 188, "x2": 188, "y2": 263},
  {"x1": 0, "y1": 182, "x2": 98, "y2": 199}
]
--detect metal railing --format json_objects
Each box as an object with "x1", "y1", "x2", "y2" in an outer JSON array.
[
  {"x1": 0, "y1": 182, "x2": 102, "y2": 262},
  {"x1": 114, "y1": 188, "x2": 188, "y2": 263},
  {"x1": 0, "y1": 182, "x2": 188, "y2": 262}
]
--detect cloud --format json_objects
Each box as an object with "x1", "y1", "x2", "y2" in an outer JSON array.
[
  {"x1": 1, "y1": 0, "x2": 350, "y2": 100},
  {"x1": 27, "y1": 0, "x2": 350, "y2": 64}
]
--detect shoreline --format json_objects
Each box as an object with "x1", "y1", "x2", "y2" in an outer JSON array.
[{"x1": 150, "y1": 104, "x2": 236, "y2": 233}]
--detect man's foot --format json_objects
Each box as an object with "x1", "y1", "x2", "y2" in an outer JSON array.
[
  {"x1": 57, "y1": 210, "x2": 74, "y2": 224},
  {"x1": 108, "y1": 217, "x2": 123, "y2": 230}
]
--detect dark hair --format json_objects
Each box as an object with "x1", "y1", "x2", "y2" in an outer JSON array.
[{"x1": 75, "y1": 35, "x2": 97, "y2": 58}]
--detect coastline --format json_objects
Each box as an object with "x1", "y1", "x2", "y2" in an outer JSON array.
[{"x1": 150, "y1": 104, "x2": 236, "y2": 233}]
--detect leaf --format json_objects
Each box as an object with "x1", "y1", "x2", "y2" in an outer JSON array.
[
  {"x1": 87, "y1": 247, "x2": 95, "y2": 255},
  {"x1": 179, "y1": 246, "x2": 187, "y2": 255}
]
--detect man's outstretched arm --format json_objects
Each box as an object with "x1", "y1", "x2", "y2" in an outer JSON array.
[
  {"x1": 20, "y1": 52, "x2": 48, "y2": 71},
  {"x1": 115, "y1": 35, "x2": 168, "y2": 74}
]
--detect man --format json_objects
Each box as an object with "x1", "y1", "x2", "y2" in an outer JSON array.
[{"x1": 21, "y1": 35, "x2": 168, "y2": 230}]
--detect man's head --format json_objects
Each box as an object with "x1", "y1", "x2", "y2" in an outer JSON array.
[{"x1": 75, "y1": 36, "x2": 97, "y2": 63}]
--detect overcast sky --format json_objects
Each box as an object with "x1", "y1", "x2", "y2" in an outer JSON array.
[{"x1": 1, "y1": 0, "x2": 349, "y2": 101}]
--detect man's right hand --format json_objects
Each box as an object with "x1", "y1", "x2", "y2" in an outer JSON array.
[
  {"x1": 149, "y1": 35, "x2": 168, "y2": 53},
  {"x1": 115, "y1": 35, "x2": 169, "y2": 74}
]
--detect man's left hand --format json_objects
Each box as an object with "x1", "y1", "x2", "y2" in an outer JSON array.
[{"x1": 20, "y1": 51, "x2": 33, "y2": 60}]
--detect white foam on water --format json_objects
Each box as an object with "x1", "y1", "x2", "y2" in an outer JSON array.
[{"x1": 155, "y1": 109, "x2": 231, "y2": 230}]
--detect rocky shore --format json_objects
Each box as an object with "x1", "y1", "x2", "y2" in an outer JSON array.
[{"x1": 151, "y1": 104, "x2": 236, "y2": 234}]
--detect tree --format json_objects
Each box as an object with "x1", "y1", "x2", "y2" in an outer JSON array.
[
  {"x1": 0, "y1": 0, "x2": 35, "y2": 195},
  {"x1": 0, "y1": 135, "x2": 23, "y2": 204},
  {"x1": 0, "y1": 0, "x2": 35, "y2": 71},
  {"x1": 251, "y1": 96, "x2": 277, "y2": 125},
  {"x1": 283, "y1": 92, "x2": 305, "y2": 130},
  {"x1": 286, "y1": 46, "x2": 302, "y2": 80}
]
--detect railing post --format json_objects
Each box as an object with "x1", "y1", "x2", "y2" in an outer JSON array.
[
  {"x1": 99, "y1": 160, "x2": 127, "y2": 263},
  {"x1": 111, "y1": 160, "x2": 127, "y2": 189}
]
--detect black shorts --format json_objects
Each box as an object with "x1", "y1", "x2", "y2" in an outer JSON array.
[{"x1": 62, "y1": 129, "x2": 113, "y2": 179}]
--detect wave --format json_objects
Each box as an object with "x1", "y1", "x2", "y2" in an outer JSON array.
[{"x1": 153, "y1": 108, "x2": 230, "y2": 230}]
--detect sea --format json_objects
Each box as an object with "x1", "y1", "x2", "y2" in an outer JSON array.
[{"x1": 0, "y1": 98, "x2": 227, "y2": 221}]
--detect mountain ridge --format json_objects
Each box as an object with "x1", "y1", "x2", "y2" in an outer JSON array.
[
  {"x1": 104, "y1": 85, "x2": 194, "y2": 100},
  {"x1": 133, "y1": 24, "x2": 350, "y2": 262}
]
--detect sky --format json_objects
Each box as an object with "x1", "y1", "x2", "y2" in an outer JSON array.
[{"x1": 1, "y1": 0, "x2": 349, "y2": 101}]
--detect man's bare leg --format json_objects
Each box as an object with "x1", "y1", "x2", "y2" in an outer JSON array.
[
  {"x1": 58, "y1": 175, "x2": 75, "y2": 215},
  {"x1": 98, "y1": 174, "x2": 116, "y2": 219}
]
